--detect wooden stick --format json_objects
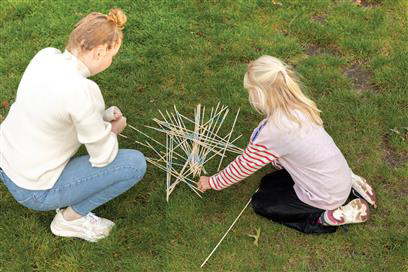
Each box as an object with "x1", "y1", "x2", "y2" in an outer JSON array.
[
  {"x1": 148, "y1": 160, "x2": 197, "y2": 186},
  {"x1": 143, "y1": 125, "x2": 234, "y2": 157},
  {"x1": 146, "y1": 122, "x2": 242, "y2": 153},
  {"x1": 174, "y1": 108, "x2": 191, "y2": 155},
  {"x1": 167, "y1": 157, "x2": 193, "y2": 196},
  {"x1": 129, "y1": 103, "x2": 242, "y2": 200},
  {"x1": 147, "y1": 158, "x2": 199, "y2": 188},
  {"x1": 202, "y1": 103, "x2": 227, "y2": 128},
  {"x1": 217, "y1": 108, "x2": 240, "y2": 171},
  {"x1": 200, "y1": 189, "x2": 258, "y2": 268},
  {"x1": 197, "y1": 106, "x2": 223, "y2": 166},
  {"x1": 128, "y1": 124, "x2": 165, "y2": 148},
  {"x1": 144, "y1": 126, "x2": 242, "y2": 181},
  {"x1": 200, "y1": 134, "x2": 243, "y2": 166},
  {"x1": 145, "y1": 141, "x2": 196, "y2": 186},
  {"x1": 129, "y1": 124, "x2": 188, "y2": 161},
  {"x1": 157, "y1": 112, "x2": 192, "y2": 156},
  {"x1": 119, "y1": 133, "x2": 128, "y2": 139},
  {"x1": 166, "y1": 134, "x2": 171, "y2": 200}
]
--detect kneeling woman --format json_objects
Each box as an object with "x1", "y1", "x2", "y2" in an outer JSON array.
[{"x1": 0, "y1": 8, "x2": 146, "y2": 242}]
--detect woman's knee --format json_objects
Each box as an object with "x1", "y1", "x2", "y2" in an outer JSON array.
[
  {"x1": 120, "y1": 149, "x2": 147, "y2": 182},
  {"x1": 15, "y1": 194, "x2": 54, "y2": 212}
]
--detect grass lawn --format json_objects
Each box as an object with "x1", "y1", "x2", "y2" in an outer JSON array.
[{"x1": 0, "y1": 0, "x2": 407, "y2": 271}]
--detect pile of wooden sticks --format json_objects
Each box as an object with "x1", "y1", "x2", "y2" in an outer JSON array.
[{"x1": 125, "y1": 103, "x2": 243, "y2": 201}]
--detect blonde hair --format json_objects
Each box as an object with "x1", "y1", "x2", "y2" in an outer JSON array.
[
  {"x1": 244, "y1": 55, "x2": 323, "y2": 127},
  {"x1": 66, "y1": 8, "x2": 127, "y2": 52}
]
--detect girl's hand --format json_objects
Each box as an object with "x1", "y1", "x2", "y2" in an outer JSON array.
[
  {"x1": 111, "y1": 116, "x2": 127, "y2": 134},
  {"x1": 198, "y1": 176, "x2": 212, "y2": 192}
]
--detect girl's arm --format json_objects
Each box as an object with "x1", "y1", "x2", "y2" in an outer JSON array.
[{"x1": 206, "y1": 141, "x2": 279, "y2": 191}]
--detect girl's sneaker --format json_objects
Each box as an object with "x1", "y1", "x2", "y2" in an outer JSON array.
[
  {"x1": 320, "y1": 198, "x2": 369, "y2": 226},
  {"x1": 50, "y1": 209, "x2": 115, "y2": 242},
  {"x1": 351, "y1": 172, "x2": 377, "y2": 208}
]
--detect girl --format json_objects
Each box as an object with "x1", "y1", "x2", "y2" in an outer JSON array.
[
  {"x1": 198, "y1": 56, "x2": 377, "y2": 234},
  {"x1": 0, "y1": 9, "x2": 147, "y2": 242}
]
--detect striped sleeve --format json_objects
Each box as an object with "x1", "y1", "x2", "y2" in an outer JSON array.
[{"x1": 208, "y1": 142, "x2": 279, "y2": 190}]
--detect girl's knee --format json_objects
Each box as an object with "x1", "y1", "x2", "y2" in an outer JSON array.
[
  {"x1": 251, "y1": 194, "x2": 265, "y2": 213},
  {"x1": 251, "y1": 193, "x2": 282, "y2": 220}
]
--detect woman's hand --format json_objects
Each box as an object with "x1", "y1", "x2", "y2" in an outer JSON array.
[
  {"x1": 104, "y1": 106, "x2": 123, "y2": 122},
  {"x1": 198, "y1": 176, "x2": 212, "y2": 192},
  {"x1": 111, "y1": 116, "x2": 127, "y2": 134},
  {"x1": 112, "y1": 107, "x2": 123, "y2": 120}
]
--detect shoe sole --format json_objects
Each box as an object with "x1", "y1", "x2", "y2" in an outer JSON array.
[
  {"x1": 352, "y1": 187, "x2": 377, "y2": 209},
  {"x1": 352, "y1": 180, "x2": 377, "y2": 208},
  {"x1": 344, "y1": 198, "x2": 370, "y2": 224},
  {"x1": 50, "y1": 223, "x2": 103, "y2": 243}
]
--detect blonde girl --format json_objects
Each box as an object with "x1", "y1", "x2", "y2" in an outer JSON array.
[
  {"x1": 0, "y1": 9, "x2": 146, "y2": 242},
  {"x1": 198, "y1": 56, "x2": 376, "y2": 233}
]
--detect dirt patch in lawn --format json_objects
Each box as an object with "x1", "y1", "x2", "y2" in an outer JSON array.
[
  {"x1": 395, "y1": 180, "x2": 408, "y2": 196},
  {"x1": 344, "y1": 63, "x2": 378, "y2": 93},
  {"x1": 352, "y1": 0, "x2": 383, "y2": 8},
  {"x1": 312, "y1": 14, "x2": 327, "y2": 24},
  {"x1": 306, "y1": 44, "x2": 337, "y2": 56},
  {"x1": 382, "y1": 136, "x2": 408, "y2": 168}
]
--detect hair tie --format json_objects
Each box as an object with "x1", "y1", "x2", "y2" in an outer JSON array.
[
  {"x1": 107, "y1": 14, "x2": 119, "y2": 27},
  {"x1": 107, "y1": 9, "x2": 127, "y2": 30}
]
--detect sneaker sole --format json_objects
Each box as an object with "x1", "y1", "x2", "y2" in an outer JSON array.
[
  {"x1": 352, "y1": 178, "x2": 377, "y2": 208},
  {"x1": 344, "y1": 198, "x2": 370, "y2": 224},
  {"x1": 50, "y1": 223, "x2": 103, "y2": 243}
]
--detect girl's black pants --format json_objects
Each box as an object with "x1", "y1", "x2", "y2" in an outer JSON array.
[{"x1": 251, "y1": 169, "x2": 350, "y2": 234}]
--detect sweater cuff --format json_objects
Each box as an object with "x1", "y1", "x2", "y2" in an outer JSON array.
[{"x1": 103, "y1": 106, "x2": 120, "y2": 122}]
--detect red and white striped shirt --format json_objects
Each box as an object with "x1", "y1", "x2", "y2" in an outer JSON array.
[
  {"x1": 208, "y1": 113, "x2": 352, "y2": 211},
  {"x1": 209, "y1": 141, "x2": 280, "y2": 190}
]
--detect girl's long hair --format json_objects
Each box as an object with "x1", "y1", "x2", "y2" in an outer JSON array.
[{"x1": 244, "y1": 55, "x2": 322, "y2": 128}]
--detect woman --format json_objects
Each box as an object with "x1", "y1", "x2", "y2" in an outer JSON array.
[{"x1": 0, "y1": 8, "x2": 146, "y2": 242}]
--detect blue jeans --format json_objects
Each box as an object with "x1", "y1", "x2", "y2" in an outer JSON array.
[{"x1": 0, "y1": 149, "x2": 146, "y2": 216}]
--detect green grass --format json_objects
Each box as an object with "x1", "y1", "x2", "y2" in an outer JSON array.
[{"x1": 1, "y1": 0, "x2": 407, "y2": 271}]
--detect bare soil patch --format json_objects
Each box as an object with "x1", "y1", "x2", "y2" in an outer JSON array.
[{"x1": 344, "y1": 63, "x2": 377, "y2": 93}]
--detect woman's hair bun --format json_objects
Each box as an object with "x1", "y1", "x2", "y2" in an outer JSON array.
[{"x1": 107, "y1": 8, "x2": 127, "y2": 29}]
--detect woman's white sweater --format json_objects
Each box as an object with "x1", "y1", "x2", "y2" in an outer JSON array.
[{"x1": 0, "y1": 48, "x2": 118, "y2": 190}]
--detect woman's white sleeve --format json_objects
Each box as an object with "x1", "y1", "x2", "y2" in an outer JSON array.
[{"x1": 67, "y1": 82, "x2": 118, "y2": 167}]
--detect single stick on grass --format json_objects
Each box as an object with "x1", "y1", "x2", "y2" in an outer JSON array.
[{"x1": 200, "y1": 189, "x2": 258, "y2": 268}]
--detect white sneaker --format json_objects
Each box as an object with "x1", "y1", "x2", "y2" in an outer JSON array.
[
  {"x1": 50, "y1": 209, "x2": 115, "y2": 242},
  {"x1": 323, "y1": 198, "x2": 370, "y2": 226},
  {"x1": 351, "y1": 172, "x2": 377, "y2": 208}
]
